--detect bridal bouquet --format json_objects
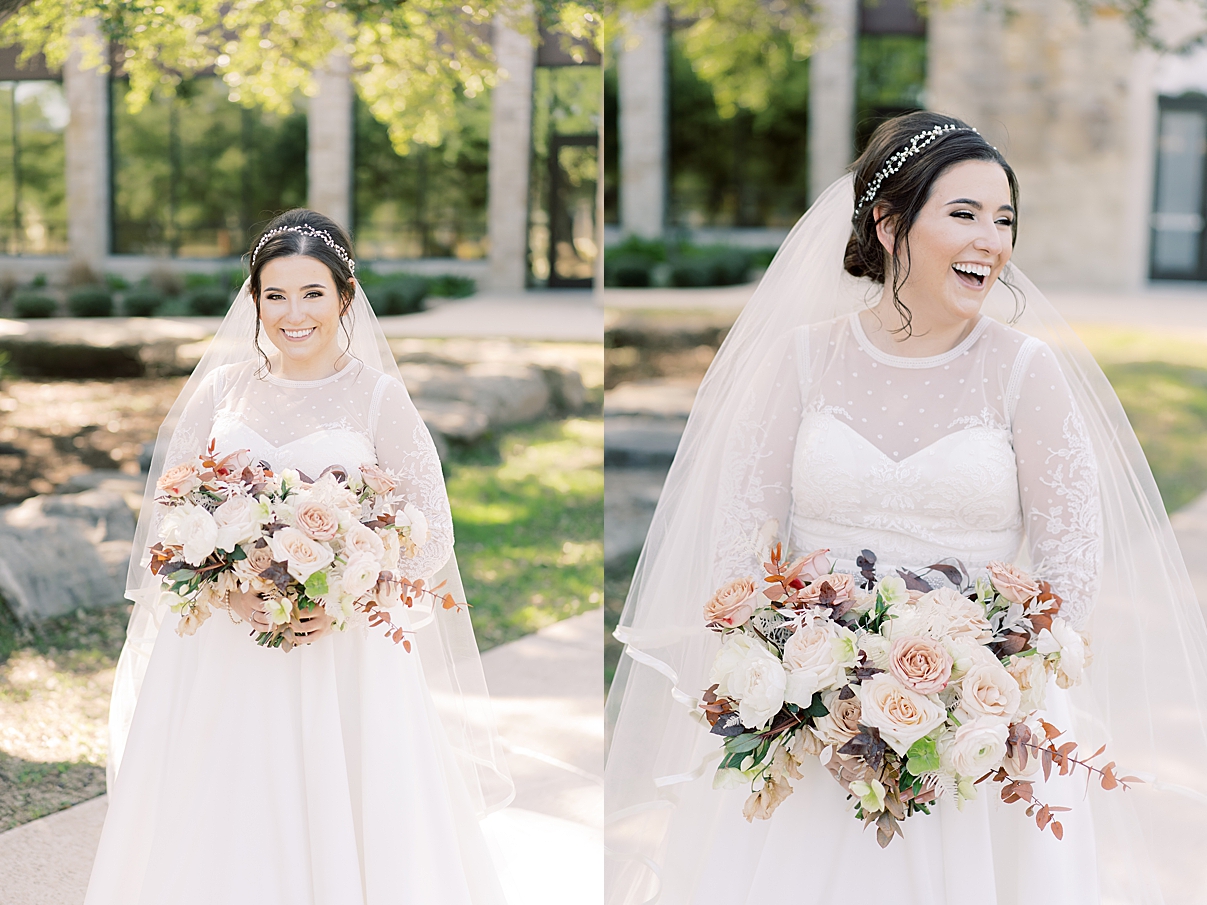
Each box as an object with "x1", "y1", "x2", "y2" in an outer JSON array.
[
  {"x1": 147, "y1": 440, "x2": 460, "y2": 651},
  {"x1": 701, "y1": 545, "x2": 1135, "y2": 847}
]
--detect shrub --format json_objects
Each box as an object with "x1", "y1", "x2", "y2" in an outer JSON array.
[
  {"x1": 606, "y1": 254, "x2": 655, "y2": 287},
  {"x1": 67, "y1": 286, "x2": 114, "y2": 317},
  {"x1": 29, "y1": 274, "x2": 47, "y2": 288},
  {"x1": 104, "y1": 273, "x2": 130, "y2": 291},
  {"x1": 426, "y1": 274, "x2": 476, "y2": 298},
  {"x1": 187, "y1": 286, "x2": 233, "y2": 316},
  {"x1": 122, "y1": 289, "x2": 164, "y2": 317},
  {"x1": 366, "y1": 276, "x2": 429, "y2": 315},
  {"x1": 184, "y1": 272, "x2": 218, "y2": 290},
  {"x1": 668, "y1": 258, "x2": 714, "y2": 288},
  {"x1": 13, "y1": 293, "x2": 57, "y2": 318}
]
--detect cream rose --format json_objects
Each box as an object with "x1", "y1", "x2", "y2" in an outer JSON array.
[
  {"x1": 360, "y1": 463, "x2": 397, "y2": 494},
  {"x1": 1036, "y1": 617, "x2": 1088, "y2": 689},
  {"x1": 709, "y1": 633, "x2": 762, "y2": 697},
  {"x1": 798, "y1": 572, "x2": 857, "y2": 608},
  {"x1": 1006, "y1": 654, "x2": 1048, "y2": 716},
  {"x1": 161, "y1": 503, "x2": 218, "y2": 566},
  {"x1": 939, "y1": 720, "x2": 1009, "y2": 778},
  {"x1": 914, "y1": 587, "x2": 993, "y2": 644},
  {"x1": 811, "y1": 690, "x2": 863, "y2": 748},
  {"x1": 380, "y1": 528, "x2": 401, "y2": 570},
  {"x1": 856, "y1": 674, "x2": 947, "y2": 756},
  {"x1": 402, "y1": 502, "x2": 428, "y2": 547},
  {"x1": 340, "y1": 553, "x2": 382, "y2": 598},
  {"x1": 729, "y1": 645, "x2": 788, "y2": 730},
  {"x1": 889, "y1": 636, "x2": 953, "y2": 695},
  {"x1": 704, "y1": 577, "x2": 759, "y2": 628},
  {"x1": 782, "y1": 619, "x2": 857, "y2": 705},
  {"x1": 986, "y1": 561, "x2": 1041, "y2": 605},
  {"x1": 157, "y1": 463, "x2": 202, "y2": 497},
  {"x1": 345, "y1": 522, "x2": 387, "y2": 562},
  {"x1": 294, "y1": 500, "x2": 341, "y2": 542},
  {"x1": 267, "y1": 526, "x2": 335, "y2": 583},
  {"x1": 956, "y1": 662, "x2": 1022, "y2": 726},
  {"x1": 858, "y1": 633, "x2": 893, "y2": 670},
  {"x1": 786, "y1": 547, "x2": 832, "y2": 583},
  {"x1": 213, "y1": 494, "x2": 262, "y2": 553}
]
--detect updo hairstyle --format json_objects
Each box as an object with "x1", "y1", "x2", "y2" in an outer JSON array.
[
  {"x1": 845, "y1": 112, "x2": 1021, "y2": 335},
  {"x1": 246, "y1": 209, "x2": 358, "y2": 374}
]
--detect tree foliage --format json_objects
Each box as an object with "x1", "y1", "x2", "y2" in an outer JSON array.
[{"x1": 0, "y1": 0, "x2": 600, "y2": 152}]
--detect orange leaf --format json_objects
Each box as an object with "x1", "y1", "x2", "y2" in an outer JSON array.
[
  {"x1": 1051, "y1": 821, "x2": 1064, "y2": 841},
  {"x1": 402, "y1": 639, "x2": 412, "y2": 652},
  {"x1": 442, "y1": 593, "x2": 456, "y2": 610}
]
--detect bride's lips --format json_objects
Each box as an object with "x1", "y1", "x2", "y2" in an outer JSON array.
[{"x1": 281, "y1": 327, "x2": 316, "y2": 342}]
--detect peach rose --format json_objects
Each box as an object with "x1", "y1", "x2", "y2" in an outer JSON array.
[
  {"x1": 212, "y1": 448, "x2": 252, "y2": 481},
  {"x1": 294, "y1": 500, "x2": 340, "y2": 541},
  {"x1": 267, "y1": 526, "x2": 335, "y2": 583},
  {"x1": 785, "y1": 548, "x2": 832, "y2": 583},
  {"x1": 889, "y1": 636, "x2": 954, "y2": 695},
  {"x1": 857, "y1": 674, "x2": 948, "y2": 756},
  {"x1": 158, "y1": 463, "x2": 202, "y2": 497},
  {"x1": 360, "y1": 463, "x2": 397, "y2": 494},
  {"x1": 811, "y1": 690, "x2": 863, "y2": 748},
  {"x1": 987, "y1": 561, "x2": 1040, "y2": 605},
  {"x1": 705, "y1": 577, "x2": 760, "y2": 628},
  {"x1": 956, "y1": 662, "x2": 1022, "y2": 726},
  {"x1": 798, "y1": 572, "x2": 856, "y2": 608}
]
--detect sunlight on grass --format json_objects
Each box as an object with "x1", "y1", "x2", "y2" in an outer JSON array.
[
  {"x1": 447, "y1": 418, "x2": 604, "y2": 650},
  {"x1": 1074, "y1": 324, "x2": 1207, "y2": 513}
]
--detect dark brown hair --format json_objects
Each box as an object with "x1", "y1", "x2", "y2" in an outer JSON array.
[
  {"x1": 845, "y1": 112, "x2": 1021, "y2": 335},
  {"x1": 246, "y1": 209, "x2": 357, "y2": 375}
]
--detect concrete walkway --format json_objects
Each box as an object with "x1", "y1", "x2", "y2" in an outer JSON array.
[{"x1": 0, "y1": 608, "x2": 603, "y2": 905}]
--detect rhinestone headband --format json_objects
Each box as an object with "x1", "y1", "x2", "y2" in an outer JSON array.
[
  {"x1": 853, "y1": 124, "x2": 979, "y2": 219},
  {"x1": 251, "y1": 224, "x2": 356, "y2": 275}
]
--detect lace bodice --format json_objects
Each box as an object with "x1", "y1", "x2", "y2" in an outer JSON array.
[
  {"x1": 159, "y1": 357, "x2": 453, "y2": 582},
  {"x1": 714, "y1": 314, "x2": 1102, "y2": 628}
]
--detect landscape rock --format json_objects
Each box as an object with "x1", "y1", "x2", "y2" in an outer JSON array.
[
  {"x1": 0, "y1": 318, "x2": 211, "y2": 377},
  {"x1": 0, "y1": 489, "x2": 136, "y2": 622}
]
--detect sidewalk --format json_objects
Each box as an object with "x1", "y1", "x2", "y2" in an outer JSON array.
[{"x1": 0, "y1": 608, "x2": 603, "y2": 905}]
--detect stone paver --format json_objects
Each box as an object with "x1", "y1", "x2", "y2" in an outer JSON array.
[{"x1": 0, "y1": 608, "x2": 603, "y2": 905}]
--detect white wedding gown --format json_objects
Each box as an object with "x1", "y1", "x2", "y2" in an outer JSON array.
[
  {"x1": 86, "y1": 358, "x2": 508, "y2": 905},
  {"x1": 657, "y1": 313, "x2": 1103, "y2": 904}
]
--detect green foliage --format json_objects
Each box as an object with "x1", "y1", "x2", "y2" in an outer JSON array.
[
  {"x1": 121, "y1": 288, "x2": 163, "y2": 317},
  {"x1": 186, "y1": 286, "x2": 232, "y2": 316},
  {"x1": 66, "y1": 286, "x2": 114, "y2": 317},
  {"x1": 103, "y1": 273, "x2": 129, "y2": 291},
  {"x1": 855, "y1": 34, "x2": 927, "y2": 151},
  {"x1": 365, "y1": 276, "x2": 429, "y2": 316},
  {"x1": 12, "y1": 293, "x2": 56, "y2": 318},
  {"x1": 0, "y1": 82, "x2": 67, "y2": 255},
  {"x1": 426, "y1": 274, "x2": 477, "y2": 298},
  {"x1": 604, "y1": 237, "x2": 771, "y2": 287}
]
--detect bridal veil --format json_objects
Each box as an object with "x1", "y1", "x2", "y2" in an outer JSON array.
[{"x1": 605, "y1": 174, "x2": 1207, "y2": 903}]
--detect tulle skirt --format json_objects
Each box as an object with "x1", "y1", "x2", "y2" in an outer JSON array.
[
  {"x1": 84, "y1": 610, "x2": 507, "y2": 905},
  {"x1": 656, "y1": 682, "x2": 1097, "y2": 905}
]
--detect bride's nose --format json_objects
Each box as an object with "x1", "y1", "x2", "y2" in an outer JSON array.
[{"x1": 972, "y1": 221, "x2": 1004, "y2": 256}]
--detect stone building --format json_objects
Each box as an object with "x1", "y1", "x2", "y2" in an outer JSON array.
[
  {"x1": 613, "y1": 0, "x2": 1207, "y2": 290},
  {"x1": 0, "y1": 17, "x2": 600, "y2": 291}
]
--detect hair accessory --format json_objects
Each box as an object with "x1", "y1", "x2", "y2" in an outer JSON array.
[
  {"x1": 251, "y1": 223, "x2": 356, "y2": 275},
  {"x1": 853, "y1": 124, "x2": 979, "y2": 219}
]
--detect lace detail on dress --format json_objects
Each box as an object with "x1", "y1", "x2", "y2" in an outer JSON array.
[
  {"x1": 806, "y1": 394, "x2": 853, "y2": 421},
  {"x1": 1029, "y1": 409, "x2": 1102, "y2": 629},
  {"x1": 947, "y1": 407, "x2": 1008, "y2": 432},
  {"x1": 386, "y1": 419, "x2": 454, "y2": 582}
]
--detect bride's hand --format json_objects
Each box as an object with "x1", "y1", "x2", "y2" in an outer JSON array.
[
  {"x1": 227, "y1": 586, "x2": 273, "y2": 632},
  {"x1": 289, "y1": 607, "x2": 334, "y2": 646}
]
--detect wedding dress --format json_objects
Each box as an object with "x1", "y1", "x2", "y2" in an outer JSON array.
[
  {"x1": 607, "y1": 175, "x2": 1207, "y2": 905},
  {"x1": 87, "y1": 282, "x2": 511, "y2": 902},
  {"x1": 657, "y1": 313, "x2": 1099, "y2": 904}
]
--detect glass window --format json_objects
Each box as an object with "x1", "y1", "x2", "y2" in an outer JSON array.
[
  {"x1": 111, "y1": 78, "x2": 307, "y2": 257},
  {"x1": 0, "y1": 80, "x2": 67, "y2": 255},
  {"x1": 353, "y1": 90, "x2": 490, "y2": 260},
  {"x1": 1151, "y1": 103, "x2": 1207, "y2": 278},
  {"x1": 855, "y1": 34, "x2": 927, "y2": 153},
  {"x1": 529, "y1": 65, "x2": 600, "y2": 286}
]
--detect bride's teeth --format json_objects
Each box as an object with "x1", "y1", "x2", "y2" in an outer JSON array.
[
  {"x1": 284, "y1": 328, "x2": 314, "y2": 338},
  {"x1": 953, "y1": 263, "x2": 991, "y2": 277}
]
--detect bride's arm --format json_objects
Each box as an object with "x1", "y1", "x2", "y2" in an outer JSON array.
[
  {"x1": 370, "y1": 376, "x2": 454, "y2": 581},
  {"x1": 1010, "y1": 341, "x2": 1103, "y2": 629}
]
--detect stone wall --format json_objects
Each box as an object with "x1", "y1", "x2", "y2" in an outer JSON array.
[{"x1": 928, "y1": 0, "x2": 1151, "y2": 290}]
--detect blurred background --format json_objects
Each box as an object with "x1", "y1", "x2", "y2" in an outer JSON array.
[
  {"x1": 603, "y1": 0, "x2": 1207, "y2": 684},
  {"x1": 0, "y1": 6, "x2": 605, "y2": 903}
]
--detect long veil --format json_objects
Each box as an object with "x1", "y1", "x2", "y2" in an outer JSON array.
[
  {"x1": 110, "y1": 279, "x2": 515, "y2": 818},
  {"x1": 605, "y1": 174, "x2": 1207, "y2": 903}
]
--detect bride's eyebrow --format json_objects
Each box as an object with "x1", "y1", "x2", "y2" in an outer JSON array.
[
  {"x1": 945, "y1": 198, "x2": 1015, "y2": 215},
  {"x1": 263, "y1": 283, "x2": 326, "y2": 292}
]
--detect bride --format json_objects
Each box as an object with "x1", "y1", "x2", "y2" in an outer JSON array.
[
  {"x1": 85, "y1": 209, "x2": 514, "y2": 904},
  {"x1": 605, "y1": 112, "x2": 1207, "y2": 903}
]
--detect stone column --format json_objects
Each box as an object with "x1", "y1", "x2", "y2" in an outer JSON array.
[
  {"x1": 63, "y1": 18, "x2": 109, "y2": 273},
  {"x1": 617, "y1": 3, "x2": 667, "y2": 238},
  {"x1": 807, "y1": 0, "x2": 857, "y2": 204},
  {"x1": 488, "y1": 15, "x2": 535, "y2": 291},
  {"x1": 307, "y1": 54, "x2": 354, "y2": 233}
]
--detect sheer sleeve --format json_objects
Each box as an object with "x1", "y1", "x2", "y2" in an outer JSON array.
[
  {"x1": 711, "y1": 329, "x2": 807, "y2": 586},
  {"x1": 1009, "y1": 341, "x2": 1103, "y2": 629},
  {"x1": 370, "y1": 375, "x2": 454, "y2": 581}
]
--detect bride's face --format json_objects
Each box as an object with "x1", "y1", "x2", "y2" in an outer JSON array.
[
  {"x1": 878, "y1": 159, "x2": 1015, "y2": 326},
  {"x1": 257, "y1": 255, "x2": 349, "y2": 367}
]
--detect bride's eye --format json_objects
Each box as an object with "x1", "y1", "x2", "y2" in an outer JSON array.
[{"x1": 951, "y1": 210, "x2": 975, "y2": 220}]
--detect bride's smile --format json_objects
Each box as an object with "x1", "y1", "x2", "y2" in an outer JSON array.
[{"x1": 256, "y1": 254, "x2": 353, "y2": 381}]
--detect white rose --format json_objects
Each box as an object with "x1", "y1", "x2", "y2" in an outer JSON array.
[
  {"x1": 729, "y1": 645, "x2": 788, "y2": 730},
  {"x1": 1006, "y1": 654, "x2": 1048, "y2": 717},
  {"x1": 267, "y1": 526, "x2": 335, "y2": 583},
  {"x1": 380, "y1": 529, "x2": 401, "y2": 570},
  {"x1": 340, "y1": 553, "x2": 382, "y2": 598},
  {"x1": 956, "y1": 662, "x2": 1022, "y2": 727},
  {"x1": 708, "y1": 632, "x2": 761, "y2": 698},
  {"x1": 344, "y1": 522, "x2": 386, "y2": 562},
  {"x1": 945, "y1": 637, "x2": 1002, "y2": 680},
  {"x1": 402, "y1": 502, "x2": 429, "y2": 547},
  {"x1": 306, "y1": 472, "x2": 361, "y2": 514},
  {"x1": 858, "y1": 633, "x2": 892, "y2": 670},
  {"x1": 213, "y1": 494, "x2": 262, "y2": 553},
  {"x1": 1036, "y1": 617, "x2": 1088, "y2": 689},
  {"x1": 857, "y1": 673, "x2": 948, "y2": 756},
  {"x1": 782, "y1": 619, "x2": 857, "y2": 706},
  {"x1": 161, "y1": 503, "x2": 219, "y2": 566},
  {"x1": 915, "y1": 587, "x2": 993, "y2": 644},
  {"x1": 939, "y1": 720, "x2": 1009, "y2": 778}
]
